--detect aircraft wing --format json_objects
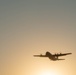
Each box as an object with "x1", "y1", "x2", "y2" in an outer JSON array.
[
  {"x1": 53, "y1": 53, "x2": 72, "y2": 57},
  {"x1": 57, "y1": 59, "x2": 65, "y2": 60},
  {"x1": 34, "y1": 54, "x2": 46, "y2": 57}
]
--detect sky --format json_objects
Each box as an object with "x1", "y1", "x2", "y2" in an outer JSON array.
[{"x1": 0, "y1": 0, "x2": 76, "y2": 75}]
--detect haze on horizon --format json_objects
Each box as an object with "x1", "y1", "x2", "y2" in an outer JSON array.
[{"x1": 0, "y1": 0, "x2": 76, "y2": 75}]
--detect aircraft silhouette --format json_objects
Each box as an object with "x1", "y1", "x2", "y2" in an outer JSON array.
[{"x1": 34, "y1": 51, "x2": 72, "y2": 61}]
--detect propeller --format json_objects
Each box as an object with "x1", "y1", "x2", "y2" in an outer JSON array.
[
  {"x1": 55, "y1": 53, "x2": 58, "y2": 55},
  {"x1": 54, "y1": 52, "x2": 62, "y2": 55},
  {"x1": 59, "y1": 52, "x2": 62, "y2": 54},
  {"x1": 40, "y1": 54, "x2": 42, "y2": 56}
]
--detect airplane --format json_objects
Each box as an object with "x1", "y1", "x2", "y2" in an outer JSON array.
[{"x1": 34, "y1": 51, "x2": 72, "y2": 61}]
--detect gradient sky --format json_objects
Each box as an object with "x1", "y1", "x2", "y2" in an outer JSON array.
[{"x1": 0, "y1": 0, "x2": 76, "y2": 75}]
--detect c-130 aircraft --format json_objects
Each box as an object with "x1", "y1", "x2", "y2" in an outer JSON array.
[{"x1": 34, "y1": 51, "x2": 72, "y2": 61}]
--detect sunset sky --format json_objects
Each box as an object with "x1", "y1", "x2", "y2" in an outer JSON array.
[{"x1": 0, "y1": 0, "x2": 76, "y2": 75}]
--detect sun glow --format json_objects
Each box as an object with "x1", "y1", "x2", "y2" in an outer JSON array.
[{"x1": 38, "y1": 69, "x2": 60, "y2": 75}]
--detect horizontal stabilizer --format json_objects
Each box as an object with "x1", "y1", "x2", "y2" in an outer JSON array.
[{"x1": 57, "y1": 59, "x2": 65, "y2": 60}]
